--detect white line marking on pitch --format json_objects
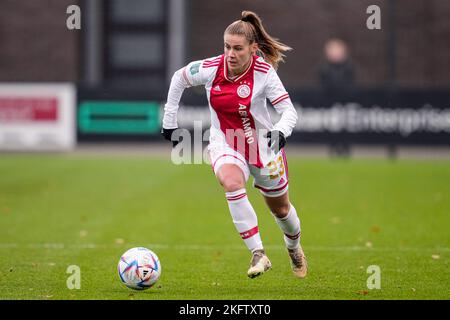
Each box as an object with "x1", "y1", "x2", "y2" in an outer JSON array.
[{"x1": 0, "y1": 243, "x2": 448, "y2": 252}]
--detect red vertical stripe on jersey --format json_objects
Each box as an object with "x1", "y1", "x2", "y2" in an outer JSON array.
[{"x1": 209, "y1": 55, "x2": 263, "y2": 168}]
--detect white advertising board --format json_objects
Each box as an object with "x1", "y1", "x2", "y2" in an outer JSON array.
[{"x1": 0, "y1": 83, "x2": 76, "y2": 151}]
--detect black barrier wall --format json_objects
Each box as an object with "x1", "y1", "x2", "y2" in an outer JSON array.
[{"x1": 77, "y1": 89, "x2": 450, "y2": 146}]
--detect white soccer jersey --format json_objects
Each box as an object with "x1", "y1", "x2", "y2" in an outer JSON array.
[{"x1": 163, "y1": 54, "x2": 298, "y2": 168}]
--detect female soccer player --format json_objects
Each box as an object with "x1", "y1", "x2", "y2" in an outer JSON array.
[{"x1": 162, "y1": 11, "x2": 307, "y2": 279}]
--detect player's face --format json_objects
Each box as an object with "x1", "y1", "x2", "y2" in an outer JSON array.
[{"x1": 224, "y1": 34, "x2": 257, "y2": 74}]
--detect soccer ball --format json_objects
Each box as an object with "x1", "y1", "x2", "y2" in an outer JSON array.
[{"x1": 118, "y1": 247, "x2": 162, "y2": 290}]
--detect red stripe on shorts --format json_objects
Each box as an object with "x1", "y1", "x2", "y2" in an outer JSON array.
[
  {"x1": 212, "y1": 154, "x2": 246, "y2": 171},
  {"x1": 254, "y1": 180, "x2": 289, "y2": 193},
  {"x1": 281, "y1": 149, "x2": 289, "y2": 179}
]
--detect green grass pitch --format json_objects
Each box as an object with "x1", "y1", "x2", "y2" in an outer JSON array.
[{"x1": 0, "y1": 153, "x2": 449, "y2": 300}]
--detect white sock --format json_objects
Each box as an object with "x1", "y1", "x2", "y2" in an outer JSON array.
[
  {"x1": 273, "y1": 204, "x2": 301, "y2": 249},
  {"x1": 226, "y1": 188, "x2": 263, "y2": 252}
]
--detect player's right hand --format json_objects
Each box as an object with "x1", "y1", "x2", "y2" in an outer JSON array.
[{"x1": 161, "y1": 128, "x2": 179, "y2": 147}]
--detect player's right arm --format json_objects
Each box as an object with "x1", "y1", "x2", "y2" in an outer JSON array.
[{"x1": 162, "y1": 58, "x2": 219, "y2": 136}]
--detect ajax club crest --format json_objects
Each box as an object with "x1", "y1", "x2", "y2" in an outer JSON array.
[{"x1": 237, "y1": 84, "x2": 251, "y2": 98}]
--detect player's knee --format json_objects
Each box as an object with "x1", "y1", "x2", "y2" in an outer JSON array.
[
  {"x1": 221, "y1": 177, "x2": 245, "y2": 192},
  {"x1": 272, "y1": 203, "x2": 291, "y2": 218},
  {"x1": 217, "y1": 164, "x2": 246, "y2": 192}
]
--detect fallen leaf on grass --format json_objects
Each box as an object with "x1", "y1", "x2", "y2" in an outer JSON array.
[
  {"x1": 357, "y1": 290, "x2": 369, "y2": 295},
  {"x1": 370, "y1": 226, "x2": 381, "y2": 233}
]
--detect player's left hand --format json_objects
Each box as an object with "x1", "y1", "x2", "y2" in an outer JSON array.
[{"x1": 265, "y1": 130, "x2": 286, "y2": 153}]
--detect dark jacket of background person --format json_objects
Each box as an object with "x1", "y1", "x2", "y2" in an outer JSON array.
[{"x1": 319, "y1": 39, "x2": 356, "y2": 102}]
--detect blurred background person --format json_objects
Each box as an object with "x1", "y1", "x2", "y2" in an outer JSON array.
[
  {"x1": 318, "y1": 38, "x2": 355, "y2": 157},
  {"x1": 319, "y1": 38, "x2": 356, "y2": 103}
]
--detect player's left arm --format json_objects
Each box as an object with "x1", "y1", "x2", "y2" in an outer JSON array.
[{"x1": 265, "y1": 68, "x2": 298, "y2": 150}]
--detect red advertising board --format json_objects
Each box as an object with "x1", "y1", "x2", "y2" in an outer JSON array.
[{"x1": 0, "y1": 97, "x2": 58, "y2": 122}]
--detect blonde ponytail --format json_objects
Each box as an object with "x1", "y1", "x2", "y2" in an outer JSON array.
[{"x1": 224, "y1": 11, "x2": 292, "y2": 70}]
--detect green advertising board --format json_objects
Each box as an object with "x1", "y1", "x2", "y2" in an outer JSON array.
[{"x1": 78, "y1": 101, "x2": 160, "y2": 134}]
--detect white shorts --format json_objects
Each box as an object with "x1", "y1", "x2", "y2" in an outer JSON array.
[{"x1": 208, "y1": 143, "x2": 289, "y2": 197}]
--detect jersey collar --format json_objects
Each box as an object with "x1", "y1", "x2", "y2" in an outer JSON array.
[{"x1": 224, "y1": 56, "x2": 254, "y2": 83}]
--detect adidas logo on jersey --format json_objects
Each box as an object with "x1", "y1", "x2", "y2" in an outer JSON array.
[{"x1": 213, "y1": 85, "x2": 221, "y2": 92}]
